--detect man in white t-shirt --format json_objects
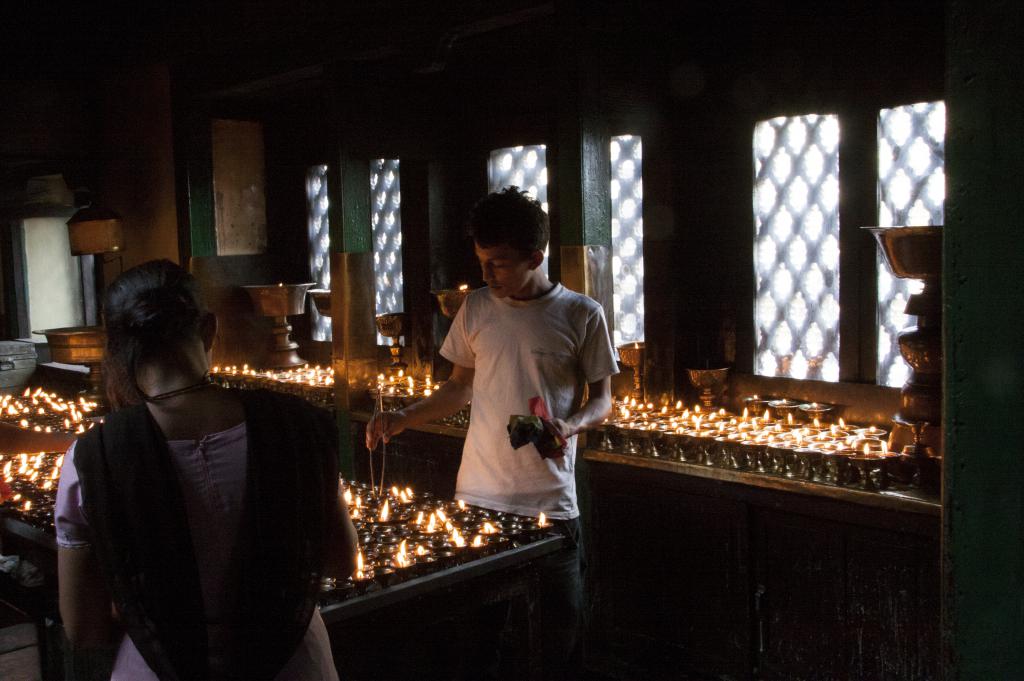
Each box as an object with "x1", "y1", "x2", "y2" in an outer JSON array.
[{"x1": 367, "y1": 187, "x2": 618, "y2": 679}]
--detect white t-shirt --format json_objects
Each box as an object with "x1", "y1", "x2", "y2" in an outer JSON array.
[{"x1": 440, "y1": 283, "x2": 619, "y2": 519}]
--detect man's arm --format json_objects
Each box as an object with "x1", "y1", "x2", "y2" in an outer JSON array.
[
  {"x1": 552, "y1": 376, "x2": 614, "y2": 438},
  {"x1": 365, "y1": 364, "x2": 474, "y2": 448}
]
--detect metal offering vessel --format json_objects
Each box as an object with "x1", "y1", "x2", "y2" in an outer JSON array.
[{"x1": 242, "y1": 283, "x2": 316, "y2": 368}]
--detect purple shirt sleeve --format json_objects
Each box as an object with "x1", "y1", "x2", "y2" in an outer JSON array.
[{"x1": 54, "y1": 441, "x2": 92, "y2": 548}]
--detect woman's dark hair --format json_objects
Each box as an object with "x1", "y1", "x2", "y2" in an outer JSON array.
[
  {"x1": 102, "y1": 259, "x2": 205, "y2": 408},
  {"x1": 466, "y1": 186, "x2": 549, "y2": 254}
]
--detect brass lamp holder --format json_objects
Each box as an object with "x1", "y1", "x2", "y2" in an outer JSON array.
[
  {"x1": 376, "y1": 313, "x2": 409, "y2": 370},
  {"x1": 242, "y1": 283, "x2": 315, "y2": 368},
  {"x1": 687, "y1": 367, "x2": 730, "y2": 410},
  {"x1": 866, "y1": 226, "x2": 943, "y2": 462},
  {"x1": 617, "y1": 343, "x2": 646, "y2": 401}
]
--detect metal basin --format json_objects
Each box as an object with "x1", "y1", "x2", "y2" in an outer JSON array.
[
  {"x1": 864, "y1": 226, "x2": 941, "y2": 280},
  {"x1": 242, "y1": 283, "x2": 315, "y2": 317}
]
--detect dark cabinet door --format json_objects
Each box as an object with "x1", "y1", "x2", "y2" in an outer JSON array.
[
  {"x1": 754, "y1": 509, "x2": 940, "y2": 681},
  {"x1": 842, "y1": 525, "x2": 939, "y2": 681},
  {"x1": 753, "y1": 510, "x2": 847, "y2": 680},
  {"x1": 590, "y1": 464, "x2": 751, "y2": 679}
]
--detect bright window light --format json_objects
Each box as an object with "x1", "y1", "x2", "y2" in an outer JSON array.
[
  {"x1": 306, "y1": 164, "x2": 331, "y2": 341},
  {"x1": 753, "y1": 114, "x2": 841, "y2": 381},
  {"x1": 877, "y1": 101, "x2": 944, "y2": 387},
  {"x1": 610, "y1": 135, "x2": 644, "y2": 346},
  {"x1": 371, "y1": 158, "x2": 404, "y2": 344}
]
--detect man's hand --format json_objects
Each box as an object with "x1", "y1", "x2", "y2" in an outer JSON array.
[
  {"x1": 549, "y1": 418, "x2": 578, "y2": 441},
  {"x1": 365, "y1": 410, "x2": 409, "y2": 450}
]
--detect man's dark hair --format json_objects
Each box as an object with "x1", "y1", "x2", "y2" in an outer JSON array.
[{"x1": 467, "y1": 186, "x2": 549, "y2": 254}]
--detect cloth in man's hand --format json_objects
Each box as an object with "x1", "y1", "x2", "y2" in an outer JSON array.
[{"x1": 506, "y1": 396, "x2": 567, "y2": 459}]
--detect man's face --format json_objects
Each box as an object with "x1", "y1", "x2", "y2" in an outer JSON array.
[{"x1": 474, "y1": 242, "x2": 540, "y2": 298}]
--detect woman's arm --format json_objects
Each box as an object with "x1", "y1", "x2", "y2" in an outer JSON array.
[{"x1": 58, "y1": 547, "x2": 114, "y2": 647}]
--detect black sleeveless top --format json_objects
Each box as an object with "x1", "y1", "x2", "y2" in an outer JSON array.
[{"x1": 73, "y1": 389, "x2": 339, "y2": 681}]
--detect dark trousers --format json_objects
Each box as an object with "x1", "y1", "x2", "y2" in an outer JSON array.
[
  {"x1": 539, "y1": 517, "x2": 586, "y2": 680},
  {"x1": 459, "y1": 517, "x2": 586, "y2": 681}
]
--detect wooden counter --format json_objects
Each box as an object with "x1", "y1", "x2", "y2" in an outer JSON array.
[
  {"x1": 583, "y1": 449, "x2": 940, "y2": 516},
  {"x1": 582, "y1": 449, "x2": 940, "y2": 680}
]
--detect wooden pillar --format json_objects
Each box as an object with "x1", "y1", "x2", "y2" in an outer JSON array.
[
  {"x1": 944, "y1": 0, "x2": 1024, "y2": 676},
  {"x1": 549, "y1": 2, "x2": 613, "y2": 611},
  {"x1": 170, "y1": 80, "x2": 216, "y2": 261},
  {"x1": 326, "y1": 69, "x2": 377, "y2": 479}
]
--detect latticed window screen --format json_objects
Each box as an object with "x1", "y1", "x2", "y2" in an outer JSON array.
[
  {"x1": 877, "y1": 101, "x2": 945, "y2": 387},
  {"x1": 610, "y1": 135, "x2": 644, "y2": 346},
  {"x1": 487, "y1": 145, "x2": 549, "y2": 276},
  {"x1": 306, "y1": 165, "x2": 331, "y2": 341},
  {"x1": 371, "y1": 159, "x2": 404, "y2": 345},
  {"x1": 753, "y1": 114, "x2": 841, "y2": 381}
]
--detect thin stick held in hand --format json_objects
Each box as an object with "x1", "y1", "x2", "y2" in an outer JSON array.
[{"x1": 371, "y1": 386, "x2": 388, "y2": 496}]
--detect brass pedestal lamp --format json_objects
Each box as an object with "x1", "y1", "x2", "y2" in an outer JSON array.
[
  {"x1": 376, "y1": 313, "x2": 409, "y2": 370},
  {"x1": 687, "y1": 367, "x2": 730, "y2": 410},
  {"x1": 243, "y1": 283, "x2": 315, "y2": 368},
  {"x1": 867, "y1": 225, "x2": 942, "y2": 493},
  {"x1": 618, "y1": 342, "x2": 645, "y2": 402}
]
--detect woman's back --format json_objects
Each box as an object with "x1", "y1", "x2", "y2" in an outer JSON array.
[
  {"x1": 57, "y1": 260, "x2": 355, "y2": 681},
  {"x1": 57, "y1": 408, "x2": 339, "y2": 681}
]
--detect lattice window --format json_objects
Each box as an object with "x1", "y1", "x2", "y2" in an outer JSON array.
[
  {"x1": 306, "y1": 164, "x2": 331, "y2": 341},
  {"x1": 610, "y1": 135, "x2": 644, "y2": 346},
  {"x1": 487, "y1": 145, "x2": 549, "y2": 276},
  {"x1": 753, "y1": 114, "x2": 841, "y2": 381},
  {"x1": 877, "y1": 101, "x2": 945, "y2": 387},
  {"x1": 371, "y1": 159, "x2": 404, "y2": 344}
]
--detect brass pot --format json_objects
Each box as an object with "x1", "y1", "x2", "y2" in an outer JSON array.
[
  {"x1": 243, "y1": 283, "x2": 315, "y2": 317},
  {"x1": 309, "y1": 289, "x2": 332, "y2": 317},
  {"x1": 432, "y1": 288, "x2": 473, "y2": 319},
  {"x1": 37, "y1": 326, "x2": 106, "y2": 365}
]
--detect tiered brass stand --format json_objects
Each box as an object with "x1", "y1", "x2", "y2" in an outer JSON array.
[
  {"x1": 867, "y1": 226, "x2": 942, "y2": 493},
  {"x1": 243, "y1": 283, "x2": 315, "y2": 368},
  {"x1": 376, "y1": 313, "x2": 409, "y2": 370},
  {"x1": 618, "y1": 343, "x2": 645, "y2": 401}
]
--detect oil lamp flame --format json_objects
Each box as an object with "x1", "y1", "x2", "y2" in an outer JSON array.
[
  {"x1": 379, "y1": 499, "x2": 390, "y2": 522},
  {"x1": 537, "y1": 512, "x2": 550, "y2": 528}
]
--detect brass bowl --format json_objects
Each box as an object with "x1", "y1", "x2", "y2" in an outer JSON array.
[
  {"x1": 687, "y1": 367, "x2": 730, "y2": 410},
  {"x1": 242, "y1": 283, "x2": 315, "y2": 317},
  {"x1": 36, "y1": 326, "x2": 106, "y2": 365},
  {"x1": 309, "y1": 289, "x2": 332, "y2": 317},
  {"x1": 864, "y1": 226, "x2": 942, "y2": 280},
  {"x1": 375, "y1": 313, "x2": 408, "y2": 341},
  {"x1": 617, "y1": 342, "x2": 645, "y2": 368},
  {"x1": 687, "y1": 367, "x2": 730, "y2": 390},
  {"x1": 432, "y1": 288, "x2": 473, "y2": 319}
]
